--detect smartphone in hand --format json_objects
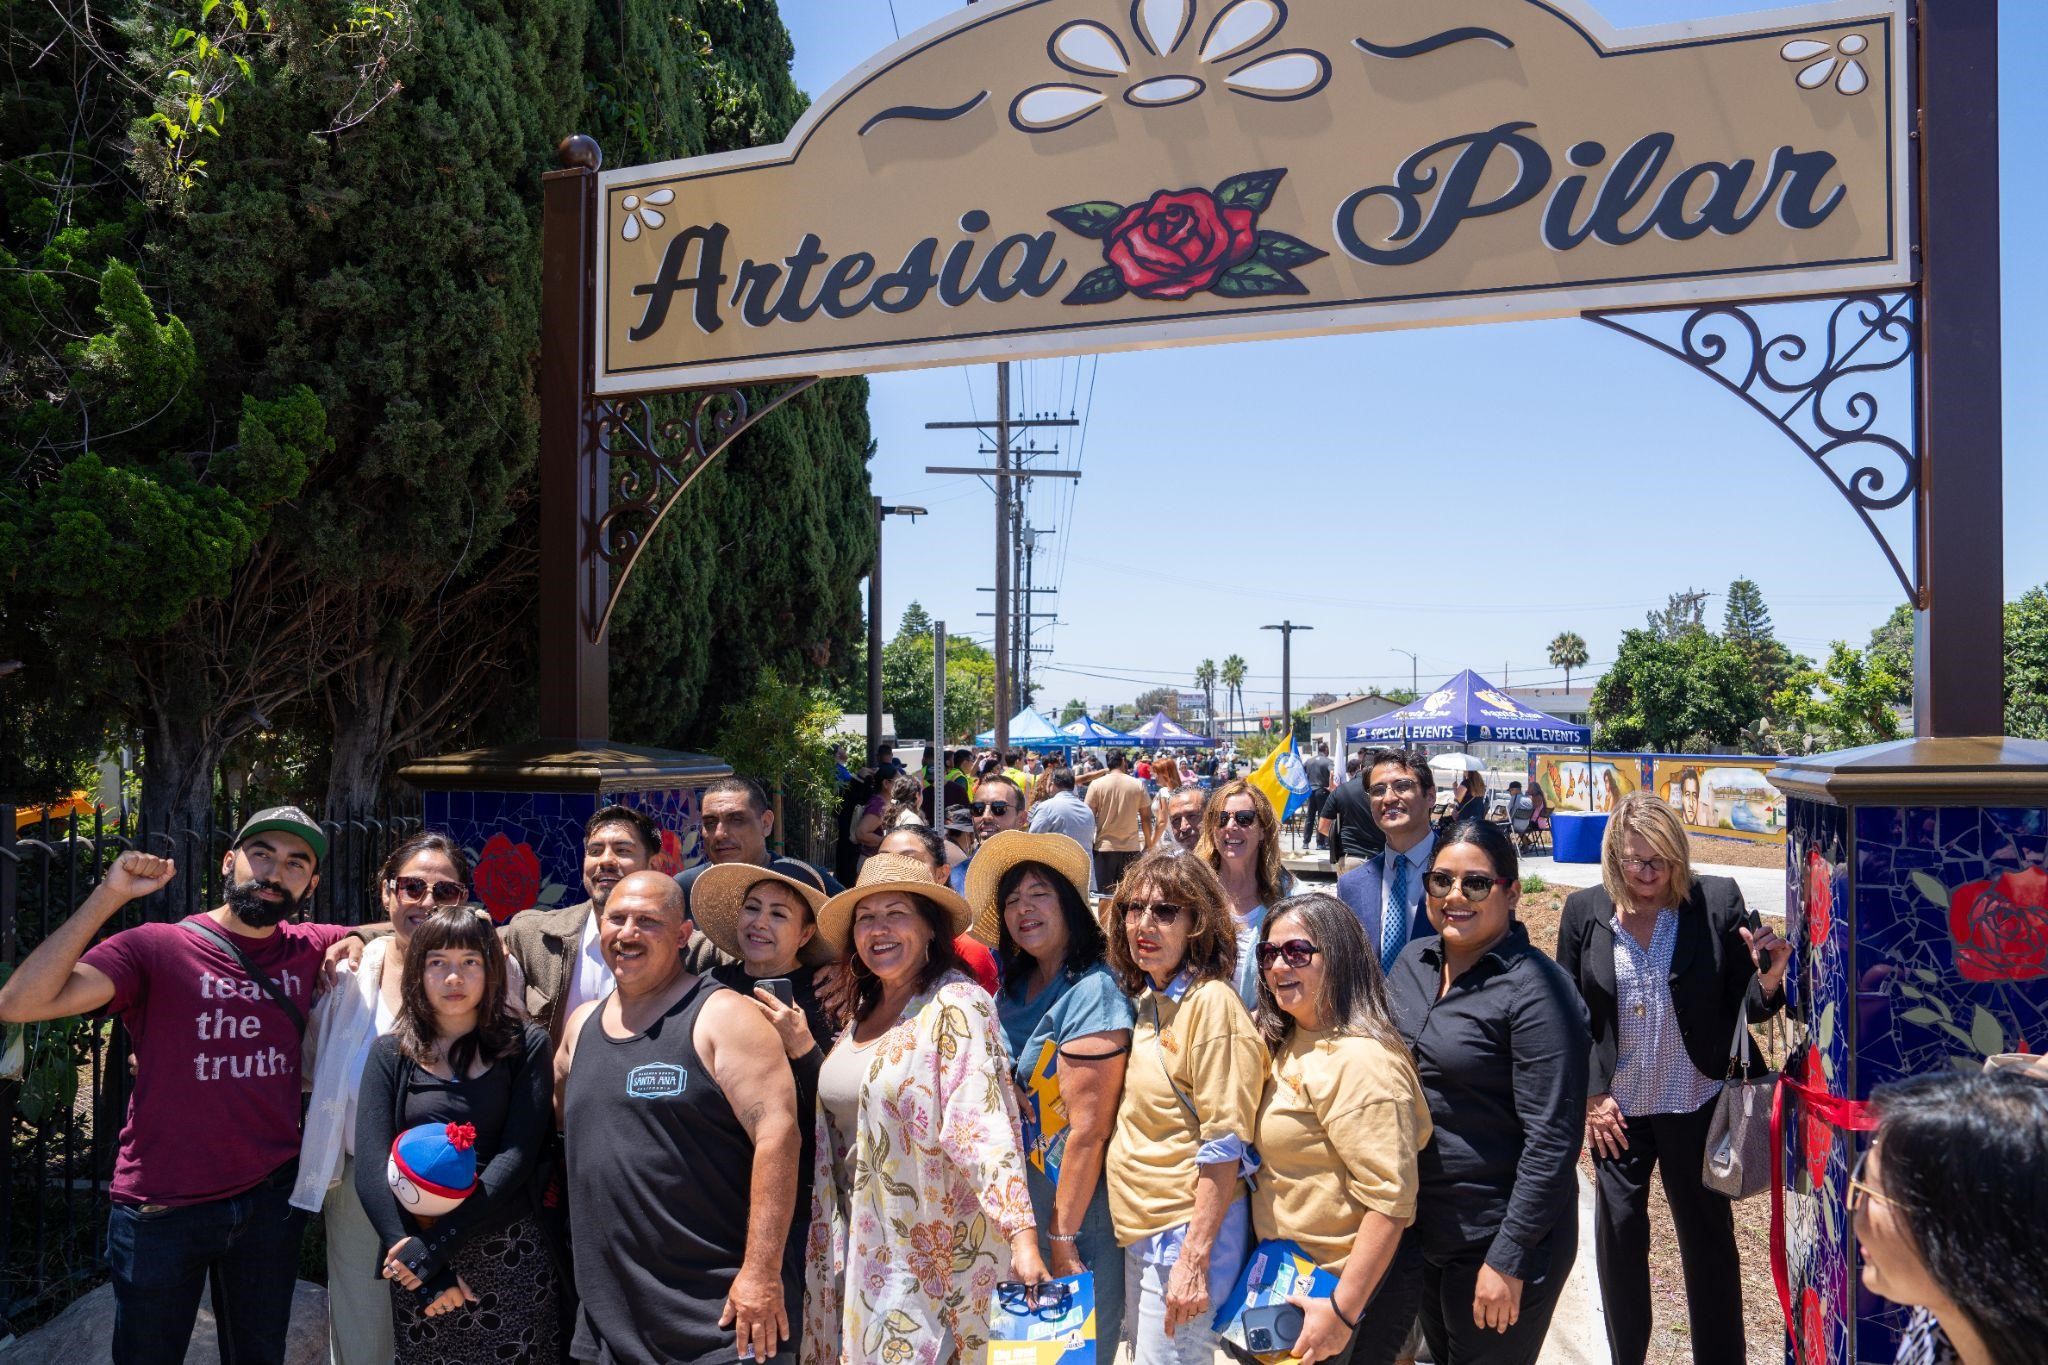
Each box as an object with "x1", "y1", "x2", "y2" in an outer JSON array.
[{"x1": 758, "y1": 977, "x2": 795, "y2": 1008}]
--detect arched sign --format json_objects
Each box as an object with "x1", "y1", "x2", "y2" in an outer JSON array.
[{"x1": 594, "y1": 0, "x2": 1908, "y2": 393}]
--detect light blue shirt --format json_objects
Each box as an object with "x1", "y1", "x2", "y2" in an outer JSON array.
[{"x1": 1231, "y1": 905, "x2": 1268, "y2": 1012}]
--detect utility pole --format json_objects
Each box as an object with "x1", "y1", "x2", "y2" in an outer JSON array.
[
  {"x1": 1390, "y1": 647, "x2": 1419, "y2": 699},
  {"x1": 932, "y1": 621, "x2": 947, "y2": 832},
  {"x1": 1020, "y1": 522, "x2": 1055, "y2": 704},
  {"x1": 1262, "y1": 621, "x2": 1314, "y2": 744},
  {"x1": 925, "y1": 365, "x2": 1078, "y2": 751},
  {"x1": 866, "y1": 497, "x2": 927, "y2": 763}
]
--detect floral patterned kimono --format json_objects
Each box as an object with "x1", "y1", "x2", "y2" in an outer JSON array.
[{"x1": 802, "y1": 971, "x2": 1035, "y2": 1365}]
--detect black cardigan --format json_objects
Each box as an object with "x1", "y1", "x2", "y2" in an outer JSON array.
[{"x1": 1553, "y1": 876, "x2": 1785, "y2": 1095}]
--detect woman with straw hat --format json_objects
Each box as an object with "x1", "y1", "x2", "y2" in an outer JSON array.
[
  {"x1": 691, "y1": 862, "x2": 841, "y2": 1355},
  {"x1": 800, "y1": 853, "x2": 1047, "y2": 1365},
  {"x1": 968, "y1": 830, "x2": 1135, "y2": 1348}
]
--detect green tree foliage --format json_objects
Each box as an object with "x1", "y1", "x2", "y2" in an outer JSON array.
[
  {"x1": 1220, "y1": 654, "x2": 1248, "y2": 721},
  {"x1": 1133, "y1": 687, "x2": 1179, "y2": 719},
  {"x1": 1770, "y1": 642, "x2": 1903, "y2": 753},
  {"x1": 707, "y1": 668, "x2": 843, "y2": 815},
  {"x1": 1057, "y1": 698, "x2": 1088, "y2": 726},
  {"x1": 1722, "y1": 577, "x2": 1801, "y2": 707},
  {"x1": 1645, "y1": 588, "x2": 1712, "y2": 639},
  {"x1": 2, "y1": 0, "x2": 876, "y2": 822},
  {"x1": 2005, "y1": 588, "x2": 2048, "y2": 741},
  {"x1": 872, "y1": 603, "x2": 994, "y2": 741},
  {"x1": 1590, "y1": 628, "x2": 1764, "y2": 752},
  {"x1": 1547, "y1": 631, "x2": 1589, "y2": 689},
  {"x1": 1867, "y1": 603, "x2": 1915, "y2": 706}
]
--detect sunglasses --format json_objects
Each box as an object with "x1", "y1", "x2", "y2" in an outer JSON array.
[
  {"x1": 1122, "y1": 901, "x2": 1184, "y2": 926},
  {"x1": 996, "y1": 1279, "x2": 1075, "y2": 1319},
  {"x1": 1423, "y1": 870, "x2": 1500, "y2": 902},
  {"x1": 387, "y1": 876, "x2": 467, "y2": 907},
  {"x1": 967, "y1": 801, "x2": 1012, "y2": 816},
  {"x1": 1255, "y1": 938, "x2": 1320, "y2": 970},
  {"x1": 1213, "y1": 810, "x2": 1259, "y2": 828}
]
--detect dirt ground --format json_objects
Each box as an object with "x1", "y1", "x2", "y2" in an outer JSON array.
[
  {"x1": 1686, "y1": 834, "x2": 1788, "y2": 871},
  {"x1": 1518, "y1": 886, "x2": 1785, "y2": 1365}
]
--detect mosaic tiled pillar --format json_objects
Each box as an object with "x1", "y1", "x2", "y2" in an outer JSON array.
[
  {"x1": 398, "y1": 742, "x2": 731, "y2": 924},
  {"x1": 1773, "y1": 740, "x2": 2048, "y2": 1365}
]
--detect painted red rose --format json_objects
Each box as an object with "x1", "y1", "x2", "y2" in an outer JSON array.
[
  {"x1": 1103, "y1": 188, "x2": 1257, "y2": 300},
  {"x1": 1799, "y1": 1285, "x2": 1828, "y2": 1365},
  {"x1": 1804, "y1": 847, "x2": 1833, "y2": 947},
  {"x1": 472, "y1": 833, "x2": 541, "y2": 923},
  {"x1": 1949, "y1": 865, "x2": 2048, "y2": 982},
  {"x1": 1801, "y1": 1049, "x2": 1835, "y2": 1188},
  {"x1": 649, "y1": 828, "x2": 684, "y2": 876}
]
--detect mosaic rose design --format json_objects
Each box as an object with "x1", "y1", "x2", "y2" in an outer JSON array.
[
  {"x1": 1051, "y1": 168, "x2": 1327, "y2": 304},
  {"x1": 1805, "y1": 847, "x2": 1834, "y2": 946},
  {"x1": 1948, "y1": 866, "x2": 2048, "y2": 983},
  {"x1": 1800, "y1": 1049, "x2": 1835, "y2": 1189},
  {"x1": 1799, "y1": 1284, "x2": 1828, "y2": 1365},
  {"x1": 649, "y1": 827, "x2": 685, "y2": 875},
  {"x1": 472, "y1": 833, "x2": 541, "y2": 923}
]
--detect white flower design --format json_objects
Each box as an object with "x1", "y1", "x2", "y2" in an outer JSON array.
[
  {"x1": 1012, "y1": 0, "x2": 1329, "y2": 133},
  {"x1": 1781, "y1": 33, "x2": 1870, "y2": 96},
  {"x1": 617, "y1": 188, "x2": 675, "y2": 242}
]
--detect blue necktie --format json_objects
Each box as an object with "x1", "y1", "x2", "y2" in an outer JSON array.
[{"x1": 1382, "y1": 854, "x2": 1410, "y2": 974}]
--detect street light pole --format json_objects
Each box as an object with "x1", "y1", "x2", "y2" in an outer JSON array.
[
  {"x1": 1262, "y1": 621, "x2": 1313, "y2": 744},
  {"x1": 1390, "y1": 647, "x2": 1419, "y2": 699},
  {"x1": 866, "y1": 497, "x2": 927, "y2": 764}
]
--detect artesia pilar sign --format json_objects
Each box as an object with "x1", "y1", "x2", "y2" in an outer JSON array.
[{"x1": 594, "y1": 0, "x2": 1909, "y2": 393}]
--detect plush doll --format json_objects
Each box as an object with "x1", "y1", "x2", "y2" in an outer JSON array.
[{"x1": 387, "y1": 1121, "x2": 478, "y2": 1221}]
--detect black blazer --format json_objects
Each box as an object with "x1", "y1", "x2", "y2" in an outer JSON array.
[{"x1": 1554, "y1": 876, "x2": 1785, "y2": 1094}]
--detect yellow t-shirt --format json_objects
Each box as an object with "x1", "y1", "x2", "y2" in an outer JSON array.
[
  {"x1": 1107, "y1": 976, "x2": 1265, "y2": 1244},
  {"x1": 1250, "y1": 1026, "x2": 1433, "y2": 1269}
]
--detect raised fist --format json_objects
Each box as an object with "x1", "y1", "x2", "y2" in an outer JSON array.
[{"x1": 102, "y1": 852, "x2": 177, "y2": 902}]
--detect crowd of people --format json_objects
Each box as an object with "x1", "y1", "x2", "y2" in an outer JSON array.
[{"x1": 0, "y1": 754, "x2": 2041, "y2": 1365}]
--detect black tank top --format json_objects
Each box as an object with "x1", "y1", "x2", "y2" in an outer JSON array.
[{"x1": 565, "y1": 973, "x2": 777, "y2": 1365}]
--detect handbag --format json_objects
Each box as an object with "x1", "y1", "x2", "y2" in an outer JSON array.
[{"x1": 1701, "y1": 1010, "x2": 1775, "y2": 1199}]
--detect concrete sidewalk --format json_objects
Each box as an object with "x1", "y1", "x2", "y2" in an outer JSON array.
[{"x1": 1536, "y1": 1172, "x2": 1611, "y2": 1365}]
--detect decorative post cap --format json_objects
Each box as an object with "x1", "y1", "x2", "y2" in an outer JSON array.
[{"x1": 558, "y1": 134, "x2": 602, "y2": 171}]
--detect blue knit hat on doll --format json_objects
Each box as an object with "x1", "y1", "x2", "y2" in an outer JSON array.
[{"x1": 387, "y1": 1121, "x2": 478, "y2": 1218}]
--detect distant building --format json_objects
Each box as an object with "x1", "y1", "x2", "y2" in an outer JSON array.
[
  {"x1": 1306, "y1": 694, "x2": 1407, "y2": 759},
  {"x1": 1504, "y1": 687, "x2": 1594, "y2": 725}
]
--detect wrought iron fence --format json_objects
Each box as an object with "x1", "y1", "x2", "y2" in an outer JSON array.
[{"x1": 0, "y1": 800, "x2": 418, "y2": 1332}]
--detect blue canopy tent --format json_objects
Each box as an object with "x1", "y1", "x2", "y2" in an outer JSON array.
[
  {"x1": 1063, "y1": 714, "x2": 1138, "y2": 745},
  {"x1": 1343, "y1": 670, "x2": 1591, "y2": 747},
  {"x1": 975, "y1": 708, "x2": 1073, "y2": 750},
  {"x1": 1130, "y1": 711, "x2": 1212, "y2": 748}
]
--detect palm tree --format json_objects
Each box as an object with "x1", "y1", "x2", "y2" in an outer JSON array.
[
  {"x1": 1194, "y1": 659, "x2": 1217, "y2": 733},
  {"x1": 1221, "y1": 654, "x2": 1248, "y2": 731},
  {"x1": 1549, "y1": 631, "x2": 1590, "y2": 690}
]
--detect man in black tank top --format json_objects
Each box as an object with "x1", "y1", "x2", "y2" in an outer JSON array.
[{"x1": 555, "y1": 871, "x2": 802, "y2": 1365}]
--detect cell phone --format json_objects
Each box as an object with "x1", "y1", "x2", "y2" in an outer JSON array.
[
  {"x1": 758, "y1": 977, "x2": 795, "y2": 1007},
  {"x1": 1745, "y1": 907, "x2": 1771, "y2": 973},
  {"x1": 1241, "y1": 1302, "x2": 1305, "y2": 1355}
]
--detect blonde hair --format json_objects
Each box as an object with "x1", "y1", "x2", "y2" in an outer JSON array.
[
  {"x1": 1601, "y1": 791, "x2": 1695, "y2": 905},
  {"x1": 1194, "y1": 778, "x2": 1286, "y2": 909}
]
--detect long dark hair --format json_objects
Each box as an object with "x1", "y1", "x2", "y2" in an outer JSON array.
[
  {"x1": 391, "y1": 906, "x2": 522, "y2": 1075},
  {"x1": 378, "y1": 831, "x2": 472, "y2": 895},
  {"x1": 1252, "y1": 893, "x2": 1411, "y2": 1068},
  {"x1": 995, "y1": 861, "x2": 1107, "y2": 991},
  {"x1": 1867, "y1": 1068, "x2": 2048, "y2": 1364},
  {"x1": 850, "y1": 895, "x2": 962, "y2": 1023}
]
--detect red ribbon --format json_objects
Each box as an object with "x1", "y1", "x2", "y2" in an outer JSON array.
[{"x1": 1769, "y1": 1070, "x2": 1879, "y2": 1342}]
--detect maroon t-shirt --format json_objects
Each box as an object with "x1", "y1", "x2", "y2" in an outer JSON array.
[{"x1": 82, "y1": 914, "x2": 351, "y2": 1206}]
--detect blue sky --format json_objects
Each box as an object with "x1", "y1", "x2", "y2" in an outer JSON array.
[{"x1": 767, "y1": 0, "x2": 2045, "y2": 714}]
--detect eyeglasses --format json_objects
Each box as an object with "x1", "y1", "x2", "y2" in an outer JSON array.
[
  {"x1": 1423, "y1": 870, "x2": 1500, "y2": 902},
  {"x1": 1213, "y1": 810, "x2": 1259, "y2": 828},
  {"x1": 1620, "y1": 856, "x2": 1671, "y2": 876},
  {"x1": 1846, "y1": 1148, "x2": 1892, "y2": 1215},
  {"x1": 1122, "y1": 901, "x2": 1184, "y2": 926},
  {"x1": 967, "y1": 801, "x2": 1011, "y2": 816},
  {"x1": 387, "y1": 876, "x2": 467, "y2": 906},
  {"x1": 1367, "y1": 779, "x2": 1422, "y2": 799},
  {"x1": 1255, "y1": 938, "x2": 1320, "y2": 970},
  {"x1": 997, "y1": 1279, "x2": 1075, "y2": 1319}
]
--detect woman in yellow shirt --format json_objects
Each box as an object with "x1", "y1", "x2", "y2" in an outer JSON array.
[
  {"x1": 1104, "y1": 849, "x2": 1266, "y2": 1365},
  {"x1": 1251, "y1": 892, "x2": 1433, "y2": 1365}
]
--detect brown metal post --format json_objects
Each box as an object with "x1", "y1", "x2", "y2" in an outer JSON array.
[
  {"x1": 538, "y1": 134, "x2": 609, "y2": 746},
  {"x1": 1912, "y1": 2, "x2": 2005, "y2": 737},
  {"x1": 868, "y1": 496, "x2": 885, "y2": 763}
]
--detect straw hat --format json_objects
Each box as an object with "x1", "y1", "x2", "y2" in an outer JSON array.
[
  {"x1": 689, "y1": 863, "x2": 836, "y2": 967},
  {"x1": 817, "y1": 852, "x2": 973, "y2": 955},
  {"x1": 963, "y1": 830, "x2": 1093, "y2": 947}
]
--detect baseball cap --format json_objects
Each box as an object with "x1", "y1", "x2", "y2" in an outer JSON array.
[{"x1": 234, "y1": 806, "x2": 328, "y2": 864}]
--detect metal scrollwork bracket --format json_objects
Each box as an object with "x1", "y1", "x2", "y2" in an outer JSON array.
[
  {"x1": 590, "y1": 377, "x2": 821, "y2": 643},
  {"x1": 1587, "y1": 292, "x2": 1922, "y2": 607}
]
